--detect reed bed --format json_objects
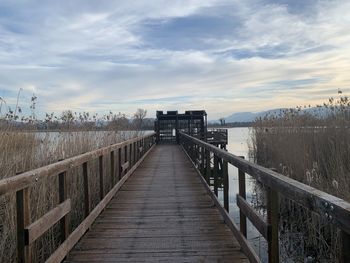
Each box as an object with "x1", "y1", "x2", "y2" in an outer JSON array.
[
  {"x1": 250, "y1": 95, "x2": 350, "y2": 262},
  {"x1": 0, "y1": 127, "x2": 141, "y2": 262}
]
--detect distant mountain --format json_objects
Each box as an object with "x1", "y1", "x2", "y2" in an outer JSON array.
[
  {"x1": 221, "y1": 107, "x2": 334, "y2": 123},
  {"x1": 224, "y1": 109, "x2": 288, "y2": 123}
]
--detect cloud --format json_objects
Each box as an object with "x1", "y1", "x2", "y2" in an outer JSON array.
[{"x1": 0, "y1": 0, "x2": 350, "y2": 120}]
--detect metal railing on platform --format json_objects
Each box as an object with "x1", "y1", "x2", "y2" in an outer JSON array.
[{"x1": 179, "y1": 131, "x2": 350, "y2": 263}]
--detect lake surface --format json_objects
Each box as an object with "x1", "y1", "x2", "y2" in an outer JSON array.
[{"x1": 217, "y1": 127, "x2": 268, "y2": 262}]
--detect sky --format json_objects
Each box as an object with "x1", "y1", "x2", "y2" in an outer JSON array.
[{"x1": 0, "y1": 0, "x2": 350, "y2": 120}]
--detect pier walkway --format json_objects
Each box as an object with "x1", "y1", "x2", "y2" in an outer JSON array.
[{"x1": 65, "y1": 145, "x2": 248, "y2": 262}]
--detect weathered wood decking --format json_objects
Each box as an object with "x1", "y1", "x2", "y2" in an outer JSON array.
[{"x1": 65, "y1": 145, "x2": 248, "y2": 262}]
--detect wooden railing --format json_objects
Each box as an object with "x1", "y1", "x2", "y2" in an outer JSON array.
[
  {"x1": 0, "y1": 132, "x2": 156, "y2": 263},
  {"x1": 179, "y1": 132, "x2": 350, "y2": 263}
]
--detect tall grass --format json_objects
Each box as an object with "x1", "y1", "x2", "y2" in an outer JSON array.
[
  {"x1": 0, "y1": 127, "x2": 142, "y2": 262},
  {"x1": 250, "y1": 94, "x2": 350, "y2": 262}
]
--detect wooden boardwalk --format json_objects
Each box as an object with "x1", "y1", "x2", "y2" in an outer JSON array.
[{"x1": 65, "y1": 145, "x2": 248, "y2": 262}]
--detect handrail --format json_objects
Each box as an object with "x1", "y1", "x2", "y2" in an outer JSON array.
[
  {"x1": 179, "y1": 131, "x2": 350, "y2": 263},
  {"x1": 0, "y1": 132, "x2": 155, "y2": 195},
  {"x1": 1, "y1": 132, "x2": 156, "y2": 263}
]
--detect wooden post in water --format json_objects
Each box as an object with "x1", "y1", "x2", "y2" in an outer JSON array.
[
  {"x1": 213, "y1": 154, "x2": 219, "y2": 196},
  {"x1": 238, "y1": 156, "x2": 247, "y2": 237},
  {"x1": 267, "y1": 186, "x2": 279, "y2": 263}
]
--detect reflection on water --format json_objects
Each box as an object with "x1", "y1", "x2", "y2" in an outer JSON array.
[{"x1": 217, "y1": 127, "x2": 268, "y2": 263}]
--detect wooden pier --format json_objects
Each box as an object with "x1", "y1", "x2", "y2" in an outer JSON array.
[
  {"x1": 66, "y1": 145, "x2": 248, "y2": 262},
  {"x1": 1, "y1": 129, "x2": 350, "y2": 263}
]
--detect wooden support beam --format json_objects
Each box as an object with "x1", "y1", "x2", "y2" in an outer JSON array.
[
  {"x1": 237, "y1": 195, "x2": 270, "y2": 239},
  {"x1": 82, "y1": 162, "x2": 90, "y2": 218},
  {"x1": 118, "y1": 148, "x2": 122, "y2": 180},
  {"x1": 267, "y1": 186, "x2": 279, "y2": 263},
  {"x1": 58, "y1": 171, "x2": 69, "y2": 242},
  {"x1": 110, "y1": 151, "x2": 115, "y2": 187},
  {"x1": 238, "y1": 156, "x2": 247, "y2": 238},
  {"x1": 25, "y1": 200, "x2": 71, "y2": 245},
  {"x1": 213, "y1": 154, "x2": 219, "y2": 196},
  {"x1": 98, "y1": 156, "x2": 104, "y2": 200},
  {"x1": 16, "y1": 187, "x2": 31, "y2": 263},
  {"x1": 223, "y1": 160, "x2": 229, "y2": 211}
]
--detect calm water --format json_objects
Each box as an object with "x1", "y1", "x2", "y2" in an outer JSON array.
[{"x1": 217, "y1": 127, "x2": 268, "y2": 262}]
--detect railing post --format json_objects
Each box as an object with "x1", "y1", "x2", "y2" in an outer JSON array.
[
  {"x1": 205, "y1": 149, "x2": 211, "y2": 184},
  {"x1": 223, "y1": 160, "x2": 229, "y2": 212},
  {"x1": 267, "y1": 186, "x2": 279, "y2": 263},
  {"x1": 98, "y1": 156, "x2": 104, "y2": 200},
  {"x1": 129, "y1": 143, "x2": 132, "y2": 168},
  {"x1": 82, "y1": 162, "x2": 90, "y2": 218},
  {"x1": 58, "y1": 171, "x2": 69, "y2": 242},
  {"x1": 238, "y1": 156, "x2": 247, "y2": 237},
  {"x1": 16, "y1": 186, "x2": 31, "y2": 263},
  {"x1": 200, "y1": 146, "x2": 205, "y2": 175},
  {"x1": 110, "y1": 151, "x2": 115, "y2": 187},
  {"x1": 341, "y1": 230, "x2": 350, "y2": 263},
  {"x1": 124, "y1": 145, "x2": 128, "y2": 175},
  {"x1": 213, "y1": 154, "x2": 219, "y2": 196},
  {"x1": 118, "y1": 148, "x2": 122, "y2": 180}
]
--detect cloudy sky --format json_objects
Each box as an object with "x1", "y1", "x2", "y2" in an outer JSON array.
[{"x1": 0, "y1": 0, "x2": 350, "y2": 119}]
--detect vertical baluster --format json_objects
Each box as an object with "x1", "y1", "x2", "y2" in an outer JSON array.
[
  {"x1": 213, "y1": 154, "x2": 219, "y2": 196},
  {"x1": 267, "y1": 186, "x2": 279, "y2": 263},
  {"x1": 98, "y1": 156, "x2": 104, "y2": 200},
  {"x1": 118, "y1": 148, "x2": 122, "y2": 180},
  {"x1": 129, "y1": 143, "x2": 132, "y2": 169},
  {"x1": 205, "y1": 149, "x2": 211, "y2": 184},
  {"x1": 58, "y1": 171, "x2": 69, "y2": 242},
  {"x1": 238, "y1": 156, "x2": 247, "y2": 237},
  {"x1": 83, "y1": 162, "x2": 90, "y2": 218},
  {"x1": 124, "y1": 145, "x2": 128, "y2": 175},
  {"x1": 110, "y1": 151, "x2": 115, "y2": 187},
  {"x1": 223, "y1": 160, "x2": 229, "y2": 211},
  {"x1": 200, "y1": 146, "x2": 205, "y2": 175},
  {"x1": 16, "y1": 186, "x2": 31, "y2": 263}
]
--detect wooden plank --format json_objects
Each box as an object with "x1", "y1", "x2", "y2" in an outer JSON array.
[
  {"x1": 46, "y1": 144, "x2": 155, "y2": 263},
  {"x1": 181, "y1": 145, "x2": 260, "y2": 263},
  {"x1": 65, "y1": 145, "x2": 248, "y2": 263},
  {"x1": 236, "y1": 195, "x2": 270, "y2": 240},
  {"x1": 0, "y1": 133, "x2": 155, "y2": 196},
  {"x1": 25, "y1": 199, "x2": 71, "y2": 245},
  {"x1": 179, "y1": 132, "x2": 350, "y2": 235}
]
